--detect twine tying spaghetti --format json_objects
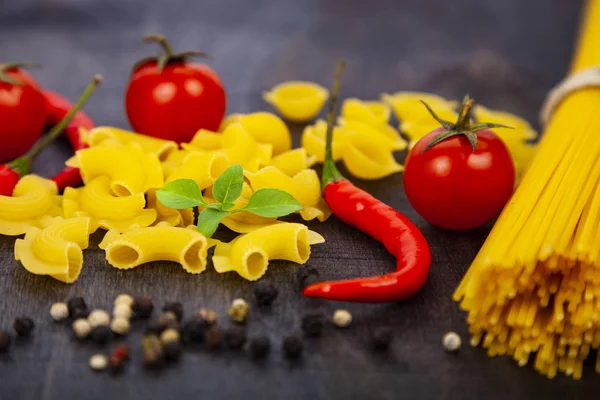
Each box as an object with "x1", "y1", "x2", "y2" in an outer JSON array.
[{"x1": 540, "y1": 66, "x2": 600, "y2": 127}]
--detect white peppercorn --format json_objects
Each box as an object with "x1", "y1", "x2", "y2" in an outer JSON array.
[
  {"x1": 88, "y1": 309, "x2": 110, "y2": 328},
  {"x1": 332, "y1": 309, "x2": 352, "y2": 328},
  {"x1": 228, "y1": 298, "x2": 249, "y2": 323},
  {"x1": 113, "y1": 303, "x2": 132, "y2": 319},
  {"x1": 160, "y1": 328, "x2": 180, "y2": 344},
  {"x1": 114, "y1": 294, "x2": 133, "y2": 307},
  {"x1": 89, "y1": 354, "x2": 108, "y2": 371},
  {"x1": 110, "y1": 317, "x2": 130, "y2": 336},
  {"x1": 442, "y1": 332, "x2": 462, "y2": 352},
  {"x1": 73, "y1": 318, "x2": 92, "y2": 339},
  {"x1": 50, "y1": 302, "x2": 69, "y2": 322}
]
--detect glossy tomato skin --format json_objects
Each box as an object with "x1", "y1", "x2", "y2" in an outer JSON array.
[
  {"x1": 403, "y1": 128, "x2": 515, "y2": 230},
  {"x1": 125, "y1": 61, "x2": 226, "y2": 143},
  {"x1": 0, "y1": 68, "x2": 46, "y2": 162}
]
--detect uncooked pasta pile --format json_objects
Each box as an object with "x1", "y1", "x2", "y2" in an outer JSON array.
[{"x1": 454, "y1": 0, "x2": 600, "y2": 379}]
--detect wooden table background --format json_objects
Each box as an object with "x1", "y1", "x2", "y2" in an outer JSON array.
[{"x1": 0, "y1": 0, "x2": 595, "y2": 399}]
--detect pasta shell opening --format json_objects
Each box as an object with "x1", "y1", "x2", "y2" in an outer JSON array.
[
  {"x1": 107, "y1": 244, "x2": 141, "y2": 269},
  {"x1": 111, "y1": 182, "x2": 132, "y2": 197},
  {"x1": 65, "y1": 243, "x2": 84, "y2": 282},
  {"x1": 244, "y1": 250, "x2": 269, "y2": 280},
  {"x1": 182, "y1": 239, "x2": 207, "y2": 273}
]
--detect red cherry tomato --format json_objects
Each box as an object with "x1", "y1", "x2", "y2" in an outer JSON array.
[
  {"x1": 0, "y1": 63, "x2": 46, "y2": 162},
  {"x1": 125, "y1": 34, "x2": 226, "y2": 143},
  {"x1": 403, "y1": 99, "x2": 515, "y2": 230}
]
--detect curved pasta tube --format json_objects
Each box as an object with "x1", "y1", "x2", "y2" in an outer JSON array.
[
  {"x1": 166, "y1": 151, "x2": 230, "y2": 189},
  {"x1": 270, "y1": 148, "x2": 317, "y2": 177},
  {"x1": 339, "y1": 118, "x2": 406, "y2": 151},
  {"x1": 63, "y1": 176, "x2": 156, "y2": 233},
  {"x1": 146, "y1": 189, "x2": 194, "y2": 227},
  {"x1": 239, "y1": 112, "x2": 292, "y2": 155},
  {"x1": 245, "y1": 166, "x2": 330, "y2": 222},
  {"x1": 14, "y1": 217, "x2": 90, "y2": 283},
  {"x1": 263, "y1": 81, "x2": 329, "y2": 123},
  {"x1": 188, "y1": 129, "x2": 223, "y2": 150},
  {"x1": 160, "y1": 149, "x2": 188, "y2": 179},
  {"x1": 84, "y1": 126, "x2": 178, "y2": 161},
  {"x1": 301, "y1": 119, "x2": 346, "y2": 163},
  {"x1": 342, "y1": 134, "x2": 403, "y2": 180},
  {"x1": 204, "y1": 183, "x2": 280, "y2": 233},
  {"x1": 212, "y1": 223, "x2": 325, "y2": 280},
  {"x1": 341, "y1": 98, "x2": 393, "y2": 125},
  {"x1": 99, "y1": 223, "x2": 209, "y2": 274},
  {"x1": 0, "y1": 175, "x2": 62, "y2": 236},
  {"x1": 219, "y1": 113, "x2": 242, "y2": 132},
  {"x1": 69, "y1": 144, "x2": 164, "y2": 196}
]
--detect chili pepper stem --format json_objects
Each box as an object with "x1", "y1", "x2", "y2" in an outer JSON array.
[
  {"x1": 321, "y1": 61, "x2": 345, "y2": 189},
  {"x1": 0, "y1": 62, "x2": 39, "y2": 86},
  {"x1": 7, "y1": 74, "x2": 102, "y2": 177}
]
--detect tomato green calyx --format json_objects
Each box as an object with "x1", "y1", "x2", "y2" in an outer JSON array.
[
  {"x1": 137, "y1": 34, "x2": 212, "y2": 73},
  {"x1": 421, "y1": 95, "x2": 513, "y2": 153},
  {"x1": 0, "y1": 62, "x2": 40, "y2": 86},
  {"x1": 9, "y1": 74, "x2": 102, "y2": 177},
  {"x1": 322, "y1": 60, "x2": 346, "y2": 189}
]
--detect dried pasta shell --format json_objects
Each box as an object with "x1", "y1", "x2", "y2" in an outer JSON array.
[
  {"x1": 338, "y1": 118, "x2": 406, "y2": 151},
  {"x1": 263, "y1": 81, "x2": 329, "y2": 123},
  {"x1": 342, "y1": 134, "x2": 403, "y2": 180},
  {"x1": 340, "y1": 98, "x2": 392, "y2": 125},
  {"x1": 188, "y1": 129, "x2": 223, "y2": 150},
  {"x1": 270, "y1": 148, "x2": 317, "y2": 177},
  {"x1": 84, "y1": 126, "x2": 178, "y2": 161},
  {"x1": 212, "y1": 223, "x2": 325, "y2": 281},
  {"x1": 219, "y1": 113, "x2": 242, "y2": 132},
  {"x1": 15, "y1": 216, "x2": 90, "y2": 283},
  {"x1": 381, "y1": 91, "x2": 458, "y2": 123},
  {"x1": 0, "y1": 175, "x2": 62, "y2": 236},
  {"x1": 301, "y1": 119, "x2": 346, "y2": 163},
  {"x1": 166, "y1": 151, "x2": 230, "y2": 189},
  {"x1": 239, "y1": 112, "x2": 292, "y2": 155},
  {"x1": 99, "y1": 223, "x2": 210, "y2": 274}
]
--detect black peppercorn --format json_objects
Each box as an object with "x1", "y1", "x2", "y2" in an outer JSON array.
[
  {"x1": 0, "y1": 330, "x2": 10, "y2": 353},
  {"x1": 162, "y1": 302, "x2": 183, "y2": 322},
  {"x1": 163, "y1": 341, "x2": 182, "y2": 362},
  {"x1": 204, "y1": 327, "x2": 223, "y2": 349},
  {"x1": 158, "y1": 312, "x2": 179, "y2": 330},
  {"x1": 282, "y1": 335, "x2": 303, "y2": 358},
  {"x1": 296, "y1": 265, "x2": 319, "y2": 288},
  {"x1": 71, "y1": 307, "x2": 90, "y2": 320},
  {"x1": 90, "y1": 325, "x2": 111, "y2": 345},
  {"x1": 370, "y1": 326, "x2": 393, "y2": 350},
  {"x1": 133, "y1": 297, "x2": 154, "y2": 318},
  {"x1": 13, "y1": 317, "x2": 34, "y2": 337},
  {"x1": 223, "y1": 326, "x2": 246, "y2": 350},
  {"x1": 301, "y1": 312, "x2": 325, "y2": 337},
  {"x1": 253, "y1": 280, "x2": 278, "y2": 306},
  {"x1": 145, "y1": 320, "x2": 166, "y2": 335},
  {"x1": 181, "y1": 318, "x2": 204, "y2": 344},
  {"x1": 248, "y1": 335, "x2": 270, "y2": 359},
  {"x1": 67, "y1": 297, "x2": 87, "y2": 318}
]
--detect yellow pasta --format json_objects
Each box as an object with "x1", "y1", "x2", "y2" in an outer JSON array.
[
  {"x1": 381, "y1": 91, "x2": 458, "y2": 124},
  {"x1": 204, "y1": 183, "x2": 281, "y2": 233},
  {"x1": 160, "y1": 149, "x2": 188, "y2": 179},
  {"x1": 84, "y1": 126, "x2": 178, "y2": 161},
  {"x1": 270, "y1": 148, "x2": 317, "y2": 177},
  {"x1": 165, "y1": 151, "x2": 230, "y2": 189},
  {"x1": 14, "y1": 216, "x2": 90, "y2": 283},
  {"x1": 188, "y1": 129, "x2": 223, "y2": 150},
  {"x1": 263, "y1": 81, "x2": 329, "y2": 122},
  {"x1": 342, "y1": 133, "x2": 404, "y2": 180},
  {"x1": 63, "y1": 176, "x2": 157, "y2": 233},
  {"x1": 338, "y1": 118, "x2": 406, "y2": 151},
  {"x1": 219, "y1": 113, "x2": 242, "y2": 132},
  {"x1": 341, "y1": 98, "x2": 391, "y2": 125},
  {"x1": 146, "y1": 189, "x2": 194, "y2": 227},
  {"x1": 301, "y1": 119, "x2": 347, "y2": 163},
  {"x1": 0, "y1": 175, "x2": 62, "y2": 236},
  {"x1": 245, "y1": 166, "x2": 331, "y2": 222},
  {"x1": 212, "y1": 223, "x2": 325, "y2": 280},
  {"x1": 99, "y1": 223, "x2": 209, "y2": 274},
  {"x1": 68, "y1": 144, "x2": 164, "y2": 196},
  {"x1": 238, "y1": 112, "x2": 292, "y2": 156}
]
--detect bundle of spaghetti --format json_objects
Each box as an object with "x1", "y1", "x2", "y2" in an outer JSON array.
[{"x1": 454, "y1": 0, "x2": 600, "y2": 380}]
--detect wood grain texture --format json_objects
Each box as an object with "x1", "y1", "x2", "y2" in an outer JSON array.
[{"x1": 0, "y1": 0, "x2": 596, "y2": 399}]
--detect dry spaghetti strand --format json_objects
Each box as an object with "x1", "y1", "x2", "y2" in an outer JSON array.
[{"x1": 454, "y1": 0, "x2": 600, "y2": 380}]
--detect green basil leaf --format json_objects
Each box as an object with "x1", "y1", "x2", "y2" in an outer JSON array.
[
  {"x1": 206, "y1": 203, "x2": 223, "y2": 211},
  {"x1": 197, "y1": 209, "x2": 230, "y2": 238},
  {"x1": 243, "y1": 188, "x2": 303, "y2": 218},
  {"x1": 212, "y1": 164, "x2": 244, "y2": 210},
  {"x1": 156, "y1": 179, "x2": 206, "y2": 209}
]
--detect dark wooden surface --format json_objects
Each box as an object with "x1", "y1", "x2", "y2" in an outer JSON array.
[{"x1": 0, "y1": 0, "x2": 595, "y2": 399}]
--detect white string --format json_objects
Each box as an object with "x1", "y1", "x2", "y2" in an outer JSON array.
[{"x1": 540, "y1": 66, "x2": 600, "y2": 127}]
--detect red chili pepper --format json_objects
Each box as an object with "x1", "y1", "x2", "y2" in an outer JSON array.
[
  {"x1": 0, "y1": 75, "x2": 102, "y2": 197},
  {"x1": 42, "y1": 89, "x2": 96, "y2": 191},
  {"x1": 302, "y1": 61, "x2": 432, "y2": 303}
]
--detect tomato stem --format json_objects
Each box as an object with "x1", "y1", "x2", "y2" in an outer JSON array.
[
  {"x1": 9, "y1": 74, "x2": 103, "y2": 176},
  {"x1": 322, "y1": 61, "x2": 345, "y2": 189},
  {"x1": 140, "y1": 34, "x2": 212, "y2": 73},
  {"x1": 0, "y1": 62, "x2": 40, "y2": 86},
  {"x1": 144, "y1": 34, "x2": 175, "y2": 57}
]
